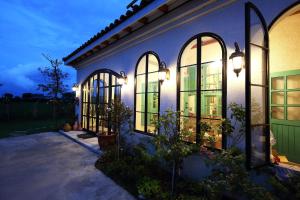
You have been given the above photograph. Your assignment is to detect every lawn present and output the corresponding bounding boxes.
[0,118,68,138]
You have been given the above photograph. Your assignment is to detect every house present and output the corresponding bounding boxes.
[64,0,300,177]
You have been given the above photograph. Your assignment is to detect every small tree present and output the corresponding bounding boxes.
[37,54,69,119]
[109,100,133,159]
[152,109,196,198]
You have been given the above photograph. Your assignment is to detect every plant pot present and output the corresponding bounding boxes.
[97,133,117,150]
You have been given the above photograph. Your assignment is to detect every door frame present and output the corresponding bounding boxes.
[245,2,270,168]
[81,68,122,134]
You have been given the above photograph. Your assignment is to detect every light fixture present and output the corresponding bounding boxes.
[158,61,170,83]
[229,42,245,77]
[118,71,128,85]
[72,84,79,91]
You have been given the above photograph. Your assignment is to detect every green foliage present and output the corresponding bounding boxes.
[109,100,133,134]
[137,177,169,200]
[152,109,196,165]
[222,102,246,147]
[202,147,274,200]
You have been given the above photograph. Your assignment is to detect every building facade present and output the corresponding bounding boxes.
[64,0,300,177]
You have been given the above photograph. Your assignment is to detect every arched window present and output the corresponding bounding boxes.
[177,33,227,148]
[134,52,161,134]
[81,69,122,134]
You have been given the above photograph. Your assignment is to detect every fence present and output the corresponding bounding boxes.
[0,102,75,120]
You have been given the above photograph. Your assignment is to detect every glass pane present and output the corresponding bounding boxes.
[201,37,222,63]
[287,75,300,89]
[104,73,109,87]
[250,10,265,47]
[148,54,159,73]
[250,45,266,85]
[201,91,222,119]
[147,113,158,134]
[287,91,300,105]
[271,107,284,120]
[99,73,104,87]
[113,86,121,102]
[137,55,146,75]
[287,107,300,120]
[90,117,96,132]
[180,66,197,91]
[82,116,87,129]
[111,75,116,86]
[180,117,196,143]
[180,91,196,117]
[201,62,222,90]
[104,87,109,103]
[89,104,96,117]
[271,92,284,104]
[181,39,197,66]
[135,112,145,131]
[148,72,159,92]
[136,75,146,93]
[201,119,222,149]
[99,88,104,104]
[251,86,266,125]
[147,93,159,113]
[271,77,284,90]
[251,125,266,166]
[136,94,145,112]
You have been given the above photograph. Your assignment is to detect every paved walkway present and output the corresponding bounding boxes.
[0,132,135,200]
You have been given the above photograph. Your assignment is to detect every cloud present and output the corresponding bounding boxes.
[0,62,76,96]
[0,0,132,95]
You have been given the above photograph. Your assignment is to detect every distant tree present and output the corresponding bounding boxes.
[3,93,13,100]
[37,54,69,119]
[37,54,69,99]
[22,93,33,101]
[3,93,13,120]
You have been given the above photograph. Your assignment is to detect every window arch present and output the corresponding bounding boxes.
[81,69,122,134]
[177,33,227,148]
[134,52,161,135]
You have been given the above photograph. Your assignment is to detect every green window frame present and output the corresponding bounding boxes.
[270,69,300,122]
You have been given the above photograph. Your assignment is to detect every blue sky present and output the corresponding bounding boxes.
[0,0,133,96]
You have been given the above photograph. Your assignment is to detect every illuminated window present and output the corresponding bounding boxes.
[134,52,160,134]
[81,69,122,134]
[178,34,227,148]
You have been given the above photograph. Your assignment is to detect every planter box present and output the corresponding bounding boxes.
[97,134,117,150]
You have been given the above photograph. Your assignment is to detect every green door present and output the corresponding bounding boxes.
[270,70,300,163]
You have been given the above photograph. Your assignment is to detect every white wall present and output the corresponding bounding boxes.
[73,0,297,179]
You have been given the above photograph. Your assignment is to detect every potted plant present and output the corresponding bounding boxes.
[97,101,132,153]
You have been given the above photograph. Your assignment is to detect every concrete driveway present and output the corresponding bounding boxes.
[0,132,135,200]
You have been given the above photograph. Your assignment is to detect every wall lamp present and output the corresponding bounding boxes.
[72,84,79,91]
[118,71,128,85]
[158,61,170,83]
[229,42,245,77]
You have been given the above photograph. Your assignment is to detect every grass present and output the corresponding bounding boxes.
[0,118,69,138]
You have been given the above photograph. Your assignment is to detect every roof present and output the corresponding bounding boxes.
[63,0,156,63]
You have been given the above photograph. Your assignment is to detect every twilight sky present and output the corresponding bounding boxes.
[0,0,133,96]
